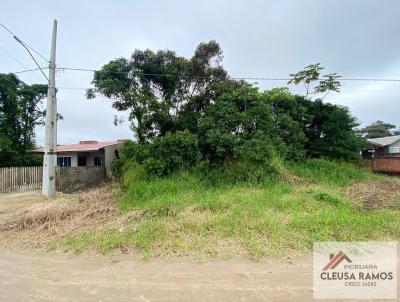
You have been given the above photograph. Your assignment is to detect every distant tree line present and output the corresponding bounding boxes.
[359,121,400,139]
[87,41,364,177]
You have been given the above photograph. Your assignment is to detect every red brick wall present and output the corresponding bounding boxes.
[373,157,400,173]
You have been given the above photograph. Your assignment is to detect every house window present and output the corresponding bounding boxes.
[389,147,400,153]
[57,157,71,167]
[78,156,87,166]
[94,157,104,166]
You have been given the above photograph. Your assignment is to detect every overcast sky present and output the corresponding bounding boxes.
[1,0,400,145]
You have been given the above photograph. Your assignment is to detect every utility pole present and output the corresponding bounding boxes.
[42,20,57,198]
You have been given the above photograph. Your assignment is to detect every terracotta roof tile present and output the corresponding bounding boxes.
[34,140,124,153]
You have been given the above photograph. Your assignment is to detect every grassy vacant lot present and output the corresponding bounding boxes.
[60,159,400,260]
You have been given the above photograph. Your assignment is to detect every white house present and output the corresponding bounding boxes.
[367,135,400,157]
[367,135,400,173]
[35,140,125,177]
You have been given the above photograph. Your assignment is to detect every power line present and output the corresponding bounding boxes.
[341,78,400,82]
[0,22,398,84]
[12,67,48,74]
[54,87,400,95]
[5,64,400,83]
[0,44,31,69]
[57,67,291,81]
[0,21,49,62]
[56,66,400,83]
[13,36,49,81]
[7,65,400,85]
[0,21,50,81]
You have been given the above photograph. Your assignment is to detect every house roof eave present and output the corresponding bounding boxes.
[367,135,400,147]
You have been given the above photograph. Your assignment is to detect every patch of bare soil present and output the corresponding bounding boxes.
[347,178,400,210]
[0,248,316,302]
[0,184,125,249]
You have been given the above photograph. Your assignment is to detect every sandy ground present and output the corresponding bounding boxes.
[0,248,314,302]
[1,248,399,302]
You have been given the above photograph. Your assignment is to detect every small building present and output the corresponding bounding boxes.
[367,135,400,157]
[367,135,400,173]
[35,140,125,178]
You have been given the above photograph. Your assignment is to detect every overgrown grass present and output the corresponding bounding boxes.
[286,159,379,186]
[61,159,400,260]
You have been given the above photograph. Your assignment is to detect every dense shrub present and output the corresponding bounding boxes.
[113,85,363,180]
[120,130,200,177]
[300,99,363,161]
[111,158,125,179]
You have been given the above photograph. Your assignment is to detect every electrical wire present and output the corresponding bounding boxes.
[1,21,400,84]
[7,66,400,84]
[13,36,49,81]
[56,66,400,83]
[0,21,49,62]
[0,44,31,69]
[12,67,48,74]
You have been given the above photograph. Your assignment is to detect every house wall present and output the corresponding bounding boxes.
[84,151,105,166]
[56,166,106,193]
[388,140,400,154]
[376,147,385,156]
[373,157,400,173]
[104,143,123,178]
[57,152,78,166]
[57,151,104,167]
[379,141,400,157]
[390,140,400,148]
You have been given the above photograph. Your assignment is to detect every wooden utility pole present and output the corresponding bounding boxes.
[42,20,57,198]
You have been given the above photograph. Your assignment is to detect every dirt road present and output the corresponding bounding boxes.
[0,191,398,301]
[0,248,315,302]
[0,190,313,301]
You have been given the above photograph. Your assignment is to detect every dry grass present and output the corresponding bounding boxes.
[0,184,123,248]
[347,178,400,210]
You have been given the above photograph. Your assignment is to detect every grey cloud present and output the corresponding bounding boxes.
[1,0,400,145]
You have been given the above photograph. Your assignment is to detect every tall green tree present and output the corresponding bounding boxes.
[359,120,397,138]
[263,88,308,160]
[87,41,227,142]
[0,73,47,166]
[300,99,363,160]
[288,63,341,99]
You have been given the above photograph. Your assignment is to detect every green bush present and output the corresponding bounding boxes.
[151,130,200,174]
[143,158,167,177]
[121,140,150,164]
[111,158,125,179]
[121,130,200,177]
